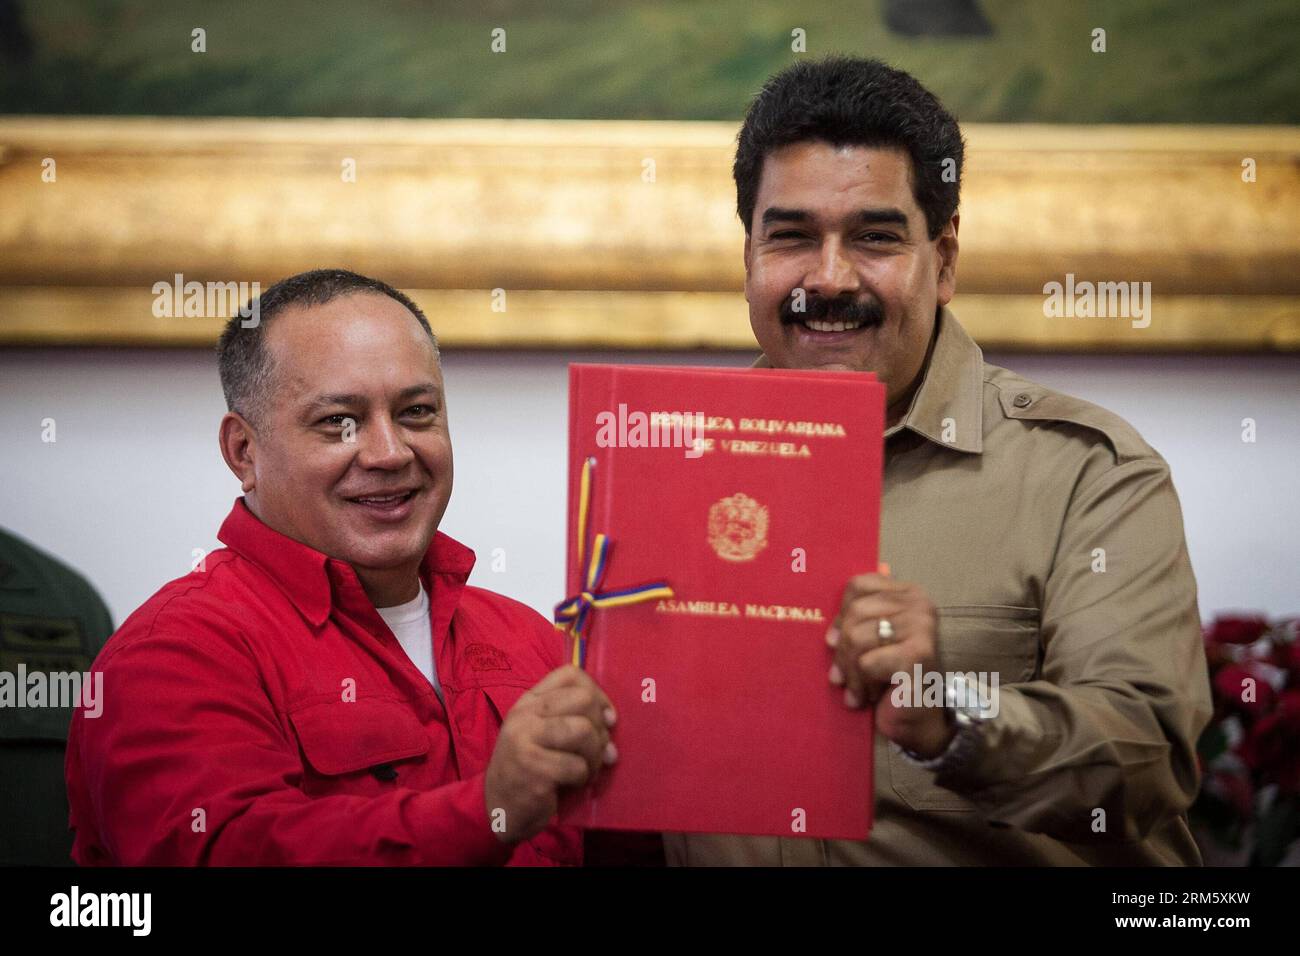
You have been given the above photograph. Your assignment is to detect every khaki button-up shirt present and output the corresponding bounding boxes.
[665,308,1211,865]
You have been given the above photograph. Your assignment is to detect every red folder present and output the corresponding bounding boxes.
[558,364,885,839]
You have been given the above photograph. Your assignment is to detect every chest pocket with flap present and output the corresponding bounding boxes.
[480,683,530,723]
[289,697,430,777]
[887,605,1041,812]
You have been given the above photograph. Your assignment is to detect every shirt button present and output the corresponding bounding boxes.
[1013,393,1033,408]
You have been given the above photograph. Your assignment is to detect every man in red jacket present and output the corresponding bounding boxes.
[65,268,615,865]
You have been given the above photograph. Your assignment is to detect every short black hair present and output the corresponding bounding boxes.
[217,268,438,425]
[734,56,964,240]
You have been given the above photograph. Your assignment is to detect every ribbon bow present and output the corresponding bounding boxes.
[554,456,674,668]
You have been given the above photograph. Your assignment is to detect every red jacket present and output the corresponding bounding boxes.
[65,499,582,866]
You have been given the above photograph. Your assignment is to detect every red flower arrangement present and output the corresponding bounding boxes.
[1193,613,1300,865]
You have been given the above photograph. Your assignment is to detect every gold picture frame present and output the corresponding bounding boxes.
[1,118,1296,351]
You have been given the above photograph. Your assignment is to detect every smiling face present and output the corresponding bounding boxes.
[744,141,959,413]
[220,292,452,602]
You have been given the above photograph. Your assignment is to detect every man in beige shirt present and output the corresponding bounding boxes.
[665,56,1210,865]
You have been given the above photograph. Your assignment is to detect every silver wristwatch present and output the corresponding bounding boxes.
[897,672,991,772]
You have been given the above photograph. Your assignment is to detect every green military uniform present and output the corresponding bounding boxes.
[666,308,1212,865]
[0,528,112,865]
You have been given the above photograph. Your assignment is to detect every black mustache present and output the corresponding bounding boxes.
[780,294,886,326]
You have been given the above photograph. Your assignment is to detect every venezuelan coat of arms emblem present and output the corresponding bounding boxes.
[707,493,769,562]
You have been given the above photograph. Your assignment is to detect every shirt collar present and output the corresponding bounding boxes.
[751,306,984,455]
[216,497,476,628]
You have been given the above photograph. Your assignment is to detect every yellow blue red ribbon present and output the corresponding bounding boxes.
[554,456,674,668]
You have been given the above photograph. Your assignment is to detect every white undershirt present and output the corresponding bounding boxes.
[376,583,443,702]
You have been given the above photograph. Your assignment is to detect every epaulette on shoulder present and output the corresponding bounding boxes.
[986,366,1158,465]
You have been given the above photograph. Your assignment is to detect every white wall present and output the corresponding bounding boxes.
[1,346,1295,627]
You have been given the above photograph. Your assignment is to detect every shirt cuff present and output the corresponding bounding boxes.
[895,717,986,774]
[413,772,515,866]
